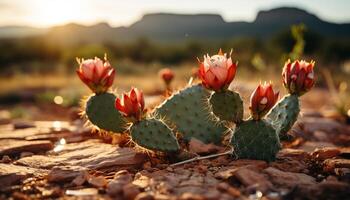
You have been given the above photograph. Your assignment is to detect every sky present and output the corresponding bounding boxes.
[0,0,349,28]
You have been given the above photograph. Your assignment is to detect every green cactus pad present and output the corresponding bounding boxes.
[86,93,126,133]
[266,94,300,140]
[155,84,227,144]
[231,119,281,162]
[130,118,180,152]
[209,90,243,123]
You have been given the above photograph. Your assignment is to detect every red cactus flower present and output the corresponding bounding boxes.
[76,57,115,94]
[282,60,315,96]
[198,49,237,91]
[250,82,279,120]
[159,68,175,86]
[115,88,145,120]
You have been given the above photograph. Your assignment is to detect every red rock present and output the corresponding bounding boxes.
[0,163,47,187]
[20,152,34,158]
[311,147,341,160]
[298,141,336,153]
[66,188,98,196]
[88,175,107,188]
[15,139,146,170]
[228,159,268,169]
[123,183,141,200]
[217,182,241,198]
[234,167,272,193]
[0,139,53,156]
[0,155,12,163]
[277,148,309,160]
[323,159,350,173]
[179,192,205,200]
[72,171,89,186]
[300,117,344,133]
[47,166,88,183]
[263,167,315,188]
[188,138,223,154]
[107,170,134,197]
[135,192,155,200]
[107,179,124,197]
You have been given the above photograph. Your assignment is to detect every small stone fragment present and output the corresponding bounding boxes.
[88,175,107,188]
[123,183,141,200]
[311,147,341,160]
[217,182,241,197]
[135,192,155,200]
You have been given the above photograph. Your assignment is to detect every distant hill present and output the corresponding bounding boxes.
[0,7,349,44]
[0,26,47,38]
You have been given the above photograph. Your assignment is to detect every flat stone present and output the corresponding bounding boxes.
[300,117,345,134]
[298,141,336,153]
[311,147,341,160]
[263,167,316,189]
[16,139,146,170]
[88,176,108,188]
[47,165,88,183]
[234,167,272,193]
[323,159,350,173]
[66,188,98,196]
[0,163,47,187]
[0,139,53,156]
[277,148,310,160]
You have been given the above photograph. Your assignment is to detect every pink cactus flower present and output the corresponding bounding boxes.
[250,82,279,120]
[282,60,315,96]
[115,88,145,120]
[159,68,175,86]
[198,49,237,91]
[76,57,115,94]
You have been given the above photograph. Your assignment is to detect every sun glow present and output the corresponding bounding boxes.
[29,0,88,27]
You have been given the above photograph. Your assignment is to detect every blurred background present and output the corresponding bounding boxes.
[0,0,349,122]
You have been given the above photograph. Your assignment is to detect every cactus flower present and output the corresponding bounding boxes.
[282,60,315,96]
[76,57,115,94]
[159,68,175,86]
[115,88,145,120]
[250,83,279,120]
[198,49,237,91]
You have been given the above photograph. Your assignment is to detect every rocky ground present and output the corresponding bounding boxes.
[0,109,349,200]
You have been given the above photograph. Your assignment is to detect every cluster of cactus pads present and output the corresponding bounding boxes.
[77,52,315,162]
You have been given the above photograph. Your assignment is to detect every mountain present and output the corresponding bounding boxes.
[0,7,349,43]
[0,26,47,38]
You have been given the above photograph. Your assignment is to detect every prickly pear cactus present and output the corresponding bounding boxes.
[209,90,243,123]
[86,93,126,133]
[130,118,180,152]
[155,84,228,144]
[231,119,281,162]
[266,94,300,140]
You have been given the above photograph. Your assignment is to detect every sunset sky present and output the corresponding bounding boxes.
[0,0,349,27]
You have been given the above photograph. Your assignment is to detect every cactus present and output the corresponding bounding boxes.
[130,118,180,152]
[266,94,300,140]
[231,119,281,162]
[155,84,228,144]
[86,93,126,133]
[209,90,243,123]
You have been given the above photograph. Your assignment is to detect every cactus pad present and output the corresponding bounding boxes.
[266,94,300,140]
[231,120,281,162]
[209,90,243,123]
[130,118,180,152]
[155,84,227,144]
[86,93,126,133]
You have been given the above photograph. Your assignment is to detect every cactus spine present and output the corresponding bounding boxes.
[85,93,126,133]
[130,118,180,152]
[231,119,281,162]
[209,90,243,123]
[266,94,300,140]
[155,84,228,144]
